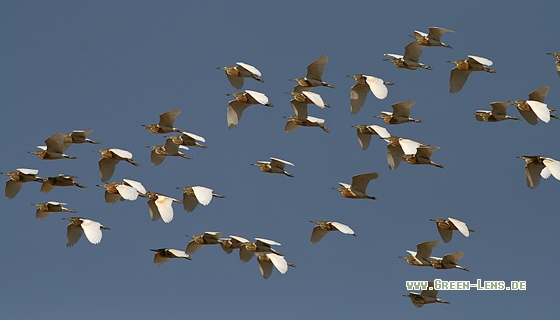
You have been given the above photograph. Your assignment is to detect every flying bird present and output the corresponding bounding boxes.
[384,135,424,170]
[475,102,520,122]
[508,85,555,125]
[143,109,184,134]
[150,248,191,265]
[401,146,443,168]
[399,240,441,266]
[164,131,206,148]
[310,221,356,244]
[2,168,42,199]
[290,55,335,92]
[93,148,140,182]
[185,232,223,255]
[411,27,454,48]
[333,172,378,200]
[96,178,146,204]
[404,281,450,308]
[352,124,391,150]
[252,157,294,177]
[63,217,110,247]
[40,174,86,193]
[384,41,431,70]
[429,217,474,243]
[231,236,282,263]
[33,201,76,220]
[226,90,273,129]
[448,55,497,93]
[147,138,191,166]
[347,74,392,114]
[139,191,182,223]
[284,100,330,133]
[176,186,225,212]
[285,91,330,109]
[29,133,77,160]
[518,156,560,189]
[255,253,294,279]
[61,129,100,151]
[218,62,264,89]
[428,251,469,272]
[375,100,422,124]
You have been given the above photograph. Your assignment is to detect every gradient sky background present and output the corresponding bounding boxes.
[1,1,559,319]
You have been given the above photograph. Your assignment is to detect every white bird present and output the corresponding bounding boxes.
[255,253,294,279]
[411,27,454,48]
[226,90,273,129]
[448,55,497,93]
[176,185,225,212]
[39,174,86,193]
[61,129,100,151]
[518,155,560,189]
[285,91,330,109]
[399,240,441,266]
[218,62,264,89]
[475,101,520,122]
[384,135,424,170]
[93,148,141,182]
[384,41,431,70]
[185,231,223,255]
[547,52,560,77]
[509,85,555,125]
[143,109,184,134]
[2,168,42,199]
[402,146,443,168]
[347,74,393,114]
[29,133,77,160]
[404,281,450,308]
[428,251,469,272]
[150,248,191,265]
[96,178,146,204]
[147,138,191,166]
[165,131,206,148]
[284,100,330,133]
[231,236,282,263]
[429,217,474,243]
[139,191,182,223]
[310,221,356,244]
[290,55,335,92]
[33,201,76,220]
[333,172,378,200]
[252,157,294,177]
[375,100,422,124]
[63,217,110,247]
[352,124,391,150]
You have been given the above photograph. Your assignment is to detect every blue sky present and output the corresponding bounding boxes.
[1,1,559,319]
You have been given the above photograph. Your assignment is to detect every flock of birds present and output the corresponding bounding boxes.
[3,26,560,306]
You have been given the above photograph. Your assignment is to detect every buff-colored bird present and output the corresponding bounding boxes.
[2,168,42,199]
[285,91,330,109]
[411,27,454,48]
[384,41,431,70]
[185,231,223,255]
[399,240,441,267]
[150,248,191,265]
[96,178,146,204]
[93,148,140,182]
[139,191,182,223]
[333,172,378,200]
[290,55,335,92]
[165,131,206,148]
[402,146,443,168]
[384,135,425,170]
[428,251,469,272]
[347,74,392,114]
[475,101,520,122]
[61,129,100,151]
[252,157,294,177]
[218,236,245,254]
[430,217,474,243]
[143,109,184,134]
[255,253,295,279]
[63,217,110,247]
[449,55,497,93]
[310,221,356,244]
[218,62,264,89]
[518,155,560,189]
[376,100,422,124]
[29,133,77,160]
[227,90,273,129]
[404,282,450,308]
[352,124,390,150]
[547,52,560,77]
[176,186,225,212]
[284,100,330,133]
[231,236,283,263]
[147,138,191,166]
[40,174,86,193]
[508,85,555,125]
[33,201,76,220]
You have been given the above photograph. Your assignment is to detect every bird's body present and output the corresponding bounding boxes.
[139,191,181,223]
[412,27,454,48]
[33,201,76,220]
[518,155,560,189]
[310,221,356,244]
[284,100,330,133]
[384,41,431,70]
[352,124,390,151]
[333,172,378,200]
[376,100,421,124]
[94,148,140,182]
[290,55,335,92]
[165,131,206,148]
[347,74,392,114]
[402,146,443,168]
[147,138,191,166]
[219,62,264,89]
[509,86,553,125]
[143,109,183,134]
[227,90,273,129]
[285,91,330,109]
[404,282,450,308]
[430,217,474,243]
[400,240,441,266]
[30,133,77,160]
[185,231,223,255]
[547,52,560,77]
[150,248,191,265]
[97,178,145,204]
[255,253,294,279]
[40,174,85,193]
[475,102,520,122]
[232,236,283,263]
[252,157,294,177]
[62,129,100,150]
[177,186,225,212]
[428,251,469,272]
[63,217,110,247]
[218,236,245,254]
[384,135,424,170]
[449,55,497,93]
[2,168,42,199]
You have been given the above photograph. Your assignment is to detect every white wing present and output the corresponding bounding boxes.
[270,157,294,167]
[368,125,390,139]
[468,55,493,66]
[302,91,327,108]
[123,179,146,194]
[542,158,560,180]
[255,238,281,246]
[116,185,139,201]
[191,186,213,206]
[155,195,175,223]
[230,235,250,243]
[364,76,388,100]
[245,90,269,105]
[227,102,250,129]
[80,219,104,245]
[109,148,133,159]
[399,139,421,155]
[267,253,289,274]
[306,116,325,123]
[181,131,205,142]
[329,222,355,235]
[526,100,550,123]
[448,217,470,237]
[236,62,261,76]
[17,168,39,175]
